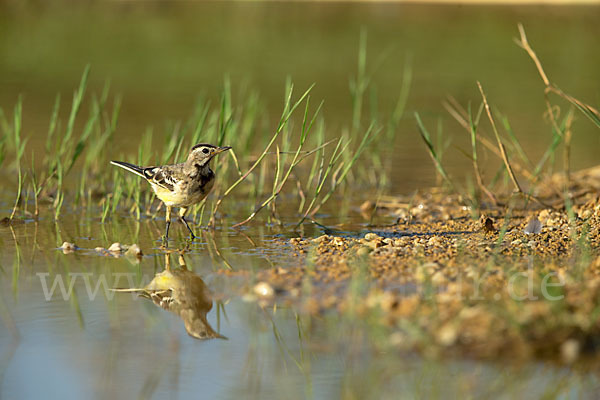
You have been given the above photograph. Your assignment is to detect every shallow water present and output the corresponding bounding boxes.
[1,208,600,399]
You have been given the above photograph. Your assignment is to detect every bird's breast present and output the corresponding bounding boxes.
[151,173,215,207]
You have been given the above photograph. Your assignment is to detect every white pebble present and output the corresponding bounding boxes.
[108,242,123,253]
[60,242,77,251]
[125,244,143,257]
[61,242,77,253]
[253,282,274,299]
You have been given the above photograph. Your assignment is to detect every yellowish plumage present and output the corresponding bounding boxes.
[112,253,226,340]
[151,185,182,207]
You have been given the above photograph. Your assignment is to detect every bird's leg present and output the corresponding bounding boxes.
[164,206,172,241]
[164,253,172,271]
[178,207,196,239]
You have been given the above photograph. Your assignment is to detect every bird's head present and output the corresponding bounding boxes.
[187,144,232,166]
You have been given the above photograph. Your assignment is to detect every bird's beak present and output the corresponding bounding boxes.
[215,146,232,154]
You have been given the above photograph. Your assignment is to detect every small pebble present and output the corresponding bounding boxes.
[313,235,329,244]
[561,339,580,364]
[393,238,409,247]
[413,244,425,255]
[431,271,447,286]
[366,239,385,250]
[480,215,496,233]
[253,282,274,299]
[125,244,143,257]
[436,323,458,346]
[61,241,76,250]
[427,236,441,246]
[538,209,551,222]
[579,209,592,220]
[379,291,398,312]
[364,232,380,241]
[332,237,345,246]
[524,217,543,235]
[61,242,77,253]
[108,242,123,253]
[356,246,372,257]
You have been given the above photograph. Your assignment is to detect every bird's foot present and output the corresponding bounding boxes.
[179,216,197,240]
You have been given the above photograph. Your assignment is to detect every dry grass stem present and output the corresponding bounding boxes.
[477,82,553,209]
[516,23,600,125]
[477,81,522,194]
[443,97,533,181]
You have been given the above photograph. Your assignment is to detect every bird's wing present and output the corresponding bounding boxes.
[110,288,175,310]
[143,167,180,191]
[147,289,176,310]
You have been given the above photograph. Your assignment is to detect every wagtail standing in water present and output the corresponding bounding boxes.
[111,144,231,240]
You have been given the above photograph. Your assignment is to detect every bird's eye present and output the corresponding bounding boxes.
[202,148,210,154]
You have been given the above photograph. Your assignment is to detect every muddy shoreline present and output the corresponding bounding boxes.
[232,189,600,362]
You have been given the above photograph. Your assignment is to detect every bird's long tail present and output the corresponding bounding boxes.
[110,288,152,300]
[110,161,145,178]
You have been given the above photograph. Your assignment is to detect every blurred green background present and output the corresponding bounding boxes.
[1,1,599,192]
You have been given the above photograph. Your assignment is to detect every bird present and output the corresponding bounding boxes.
[112,253,227,340]
[110,143,231,240]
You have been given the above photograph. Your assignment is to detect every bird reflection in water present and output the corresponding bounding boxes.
[113,252,226,340]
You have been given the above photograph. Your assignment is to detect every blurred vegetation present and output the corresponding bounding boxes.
[0,2,599,195]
